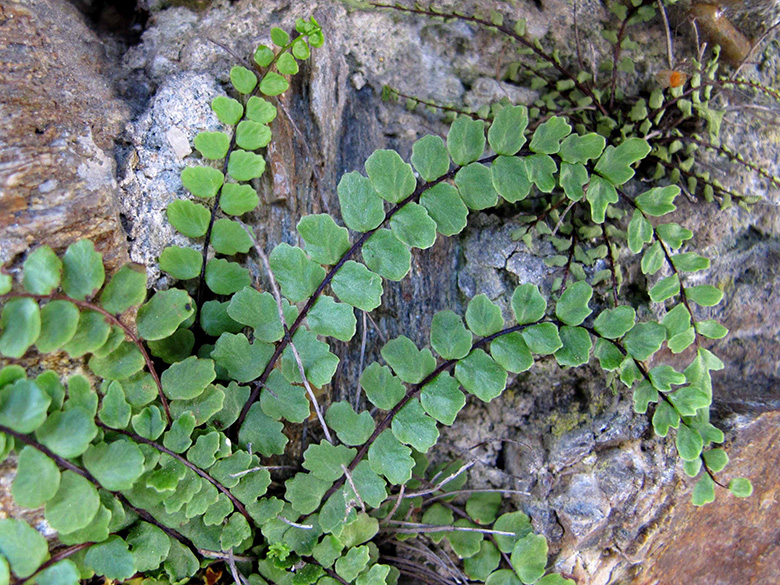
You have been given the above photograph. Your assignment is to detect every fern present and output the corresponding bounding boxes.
[0,6,767,585]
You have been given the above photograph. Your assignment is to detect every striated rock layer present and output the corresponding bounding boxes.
[0,0,130,269]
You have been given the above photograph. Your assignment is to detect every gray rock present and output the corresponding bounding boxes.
[552,473,610,542]
[119,71,224,280]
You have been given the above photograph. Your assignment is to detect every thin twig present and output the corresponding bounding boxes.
[393,540,467,584]
[277,516,314,529]
[366,311,387,343]
[342,464,366,512]
[288,342,333,443]
[242,223,334,444]
[551,199,576,236]
[227,549,249,585]
[199,549,255,562]
[656,0,674,70]
[423,488,530,505]
[383,520,516,536]
[229,464,297,478]
[381,555,460,585]
[733,21,780,79]
[403,459,476,498]
[355,311,367,410]
[382,482,405,524]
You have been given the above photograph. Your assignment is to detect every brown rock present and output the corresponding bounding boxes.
[630,412,780,585]
[0,0,130,269]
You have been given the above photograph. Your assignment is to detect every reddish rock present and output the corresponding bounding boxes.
[0,0,130,270]
[630,412,780,585]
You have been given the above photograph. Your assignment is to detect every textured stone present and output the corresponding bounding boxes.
[630,412,780,585]
[0,0,130,269]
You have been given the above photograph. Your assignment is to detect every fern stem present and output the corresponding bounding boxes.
[655,235,702,352]
[560,230,578,289]
[196,133,237,314]
[98,422,252,524]
[648,155,741,204]
[0,424,195,554]
[234,153,502,430]
[648,78,780,125]
[195,33,302,313]
[322,320,540,502]
[616,186,705,350]
[608,1,645,110]
[385,86,486,120]
[680,135,780,189]
[581,325,713,458]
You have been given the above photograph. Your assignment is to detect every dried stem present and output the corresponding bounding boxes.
[382,482,405,524]
[656,0,674,70]
[383,520,516,536]
[243,224,334,444]
[403,459,476,498]
[423,488,530,506]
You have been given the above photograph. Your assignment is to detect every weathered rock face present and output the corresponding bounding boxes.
[631,411,780,585]
[0,0,131,269]
[1,0,779,583]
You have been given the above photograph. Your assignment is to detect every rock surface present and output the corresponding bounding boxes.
[1,0,779,583]
[0,0,130,270]
[631,411,780,585]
